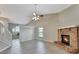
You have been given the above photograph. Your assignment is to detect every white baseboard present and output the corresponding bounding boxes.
[0,45,11,52]
[33,39,54,43]
[20,39,34,43]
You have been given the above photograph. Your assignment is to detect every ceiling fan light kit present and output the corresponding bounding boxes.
[32,4,40,21]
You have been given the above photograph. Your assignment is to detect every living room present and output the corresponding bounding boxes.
[0,0,79,59]
[0,4,79,55]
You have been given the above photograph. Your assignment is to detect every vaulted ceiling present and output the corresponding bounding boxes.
[0,4,71,24]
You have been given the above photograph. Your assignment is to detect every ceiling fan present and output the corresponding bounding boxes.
[25,4,44,25]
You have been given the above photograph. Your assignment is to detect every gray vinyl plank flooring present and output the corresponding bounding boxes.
[0,39,68,54]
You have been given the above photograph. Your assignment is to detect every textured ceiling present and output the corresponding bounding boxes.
[0,4,71,24]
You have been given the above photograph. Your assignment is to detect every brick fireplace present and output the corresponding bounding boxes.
[55,26,79,53]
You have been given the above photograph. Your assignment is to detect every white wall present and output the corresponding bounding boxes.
[28,14,58,42]
[59,5,79,28]
[20,26,34,42]
[26,5,79,43]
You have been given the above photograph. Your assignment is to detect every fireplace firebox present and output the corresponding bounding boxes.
[61,35,70,46]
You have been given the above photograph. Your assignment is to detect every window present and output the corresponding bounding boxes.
[16,26,20,32]
[38,27,44,37]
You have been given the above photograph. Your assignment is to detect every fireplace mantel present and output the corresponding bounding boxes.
[58,25,79,29]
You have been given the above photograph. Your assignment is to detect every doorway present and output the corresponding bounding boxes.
[12,26,20,40]
[8,23,21,47]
